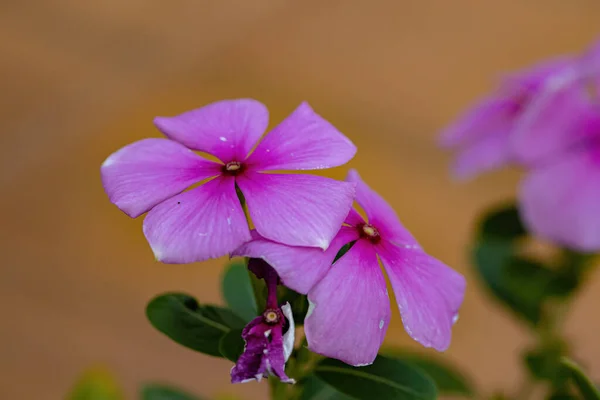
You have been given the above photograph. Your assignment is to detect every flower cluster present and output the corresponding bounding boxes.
[101,99,465,382]
[441,39,600,252]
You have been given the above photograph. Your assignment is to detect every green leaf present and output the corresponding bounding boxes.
[219,329,245,362]
[222,262,258,322]
[479,204,526,241]
[140,383,202,400]
[473,240,555,325]
[382,349,475,396]
[300,375,355,400]
[333,241,356,263]
[314,356,437,400]
[561,358,600,400]
[146,293,245,357]
[278,287,309,325]
[523,340,569,385]
[67,366,124,400]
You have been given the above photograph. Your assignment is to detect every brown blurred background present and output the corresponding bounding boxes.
[1,1,599,399]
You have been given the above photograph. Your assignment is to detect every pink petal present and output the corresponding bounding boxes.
[519,148,600,251]
[377,241,466,352]
[237,172,355,249]
[305,240,390,366]
[511,81,599,164]
[101,138,221,218]
[344,208,365,226]
[246,102,356,171]
[154,99,269,163]
[439,95,513,148]
[501,56,574,90]
[346,169,418,247]
[143,176,251,263]
[232,227,360,294]
[450,128,512,180]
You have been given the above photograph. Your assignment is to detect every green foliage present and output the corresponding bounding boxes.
[314,356,437,400]
[300,375,355,400]
[218,329,245,362]
[278,286,309,325]
[140,383,203,400]
[222,261,258,322]
[67,367,124,400]
[560,358,600,400]
[333,241,356,263]
[382,349,475,396]
[146,293,245,358]
[523,340,569,386]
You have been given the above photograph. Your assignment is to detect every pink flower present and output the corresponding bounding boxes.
[511,41,600,251]
[231,259,295,384]
[234,169,466,366]
[101,100,357,263]
[440,57,574,180]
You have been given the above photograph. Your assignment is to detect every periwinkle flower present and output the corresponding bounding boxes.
[101,100,356,263]
[231,259,295,384]
[510,41,600,251]
[234,169,466,366]
[440,57,574,179]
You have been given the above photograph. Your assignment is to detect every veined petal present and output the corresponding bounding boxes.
[378,241,466,352]
[346,169,418,247]
[154,99,269,163]
[101,139,221,218]
[232,227,360,294]
[246,102,356,171]
[143,176,251,263]
[511,81,599,164]
[305,240,390,366]
[237,172,355,249]
[519,147,600,251]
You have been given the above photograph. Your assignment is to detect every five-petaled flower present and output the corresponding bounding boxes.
[234,169,466,366]
[231,259,295,384]
[511,40,600,251]
[439,57,574,180]
[101,99,356,263]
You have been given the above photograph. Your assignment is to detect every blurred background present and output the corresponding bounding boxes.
[1,0,599,398]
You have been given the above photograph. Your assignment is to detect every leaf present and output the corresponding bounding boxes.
[219,329,245,362]
[140,383,202,400]
[314,356,437,400]
[333,241,356,263]
[67,366,124,400]
[479,204,526,241]
[473,240,555,325]
[146,293,245,357]
[278,287,309,325]
[222,262,258,322]
[561,358,600,400]
[382,349,475,396]
[523,340,569,385]
[300,375,355,400]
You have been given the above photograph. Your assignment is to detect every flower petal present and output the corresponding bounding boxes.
[305,240,390,366]
[154,99,269,163]
[101,138,221,218]
[143,176,251,263]
[377,241,466,352]
[346,169,418,247]
[246,102,356,171]
[231,316,266,384]
[344,207,365,226]
[232,227,360,293]
[237,172,355,249]
[511,81,599,164]
[450,128,512,180]
[519,147,600,251]
[439,95,513,148]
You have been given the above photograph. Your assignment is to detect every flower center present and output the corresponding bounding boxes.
[222,161,245,176]
[359,223,381,244]
[263,308,281,325]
